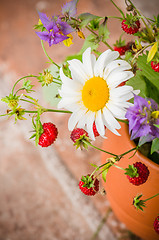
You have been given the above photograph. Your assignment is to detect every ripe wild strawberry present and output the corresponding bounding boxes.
[151,61,159,72]
[70,128,88,143]
[114,37,127,56]
[38,122,58,147]
[79,175,99,196]
[114,45,127,56]
[125,162,149,186]
[154,216,159,234]
[121,19,140,35]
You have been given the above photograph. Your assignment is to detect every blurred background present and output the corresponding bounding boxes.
[0,0,158,240]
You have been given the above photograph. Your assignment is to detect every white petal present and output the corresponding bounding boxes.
[112,92,134,102]
[106,101,127,119]
[110,85,133,97]
[95,110,106,137]
[94,50,119,77]
[82,47,96,78]
[102,107,121,129]
[68,108,87,131]
[102,109,121,136]
[58,96,81,109]
[104,59,132,79]
[107,71,134,89]
[68,59,88,84]
[86,111,96,140]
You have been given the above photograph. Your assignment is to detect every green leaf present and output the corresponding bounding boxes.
[78,13,103,28]
[79,34,99,54]
[89,163,99,168]
[126,54,159,102]
[101,163,111,182]
[98,19,110,42]
[151,138,159,154]
[147,42,158,63]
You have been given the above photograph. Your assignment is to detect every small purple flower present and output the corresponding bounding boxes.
[126,95,159,142]
[35,12,74,46]
[62,0,78,17]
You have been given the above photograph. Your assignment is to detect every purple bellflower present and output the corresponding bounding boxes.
[36,12,73,46]
[126,95,159,143]
[62,0,78,18]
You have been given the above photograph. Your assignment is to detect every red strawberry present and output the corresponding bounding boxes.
[93,122,100,137]
[125,162,149,186]
[79,174,99,196]
[154,216,159,234]
[121,19,140,34]
[38,122,58,147]
[151,61,159,72]
[114,45,127,56]
[70,128,88,143]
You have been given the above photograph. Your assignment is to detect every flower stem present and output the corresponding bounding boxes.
[11,75,37,95]
[41,40,60,69]
[24,109,72,114]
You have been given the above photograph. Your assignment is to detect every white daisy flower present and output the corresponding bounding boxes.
[58,47,138,140]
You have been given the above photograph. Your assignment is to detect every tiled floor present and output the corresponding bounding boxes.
[0,0,158,240]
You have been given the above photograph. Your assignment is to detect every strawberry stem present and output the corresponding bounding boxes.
[11,75,38,95]
[143,193,159,202]
[109,0,125,18]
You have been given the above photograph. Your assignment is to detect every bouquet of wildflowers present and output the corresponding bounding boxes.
[1,0,159,235]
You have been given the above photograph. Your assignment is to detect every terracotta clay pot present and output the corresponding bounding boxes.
[101,123,159,240]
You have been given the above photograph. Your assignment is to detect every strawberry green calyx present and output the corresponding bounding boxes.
[124,164,139,178]
[133,193,159,211]
[73,133,90,149]
[133,194,146,211]
[70,128,90,149]
[79,174,99,196]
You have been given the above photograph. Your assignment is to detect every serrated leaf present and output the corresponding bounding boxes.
[151,138,159,154]
[147,42,158,63]
[126,54,159,101]
[79,34,99,54]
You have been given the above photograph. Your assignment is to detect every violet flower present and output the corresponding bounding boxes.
[36,12,73,46]
[125,95,159,143]
[62,0,78,17]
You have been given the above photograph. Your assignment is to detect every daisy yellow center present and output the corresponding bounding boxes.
[82,76,109,112]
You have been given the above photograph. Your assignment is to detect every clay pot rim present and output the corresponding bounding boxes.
[123,123,159,170]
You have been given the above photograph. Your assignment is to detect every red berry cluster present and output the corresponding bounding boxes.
[121,19,140,35]
[154,216,159,234]
[114,45,128,56]
[79,175,99,196]
[151,61,159,72]
[38,122,58,147]
[127,162,150,186]
[70,128,88,143]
